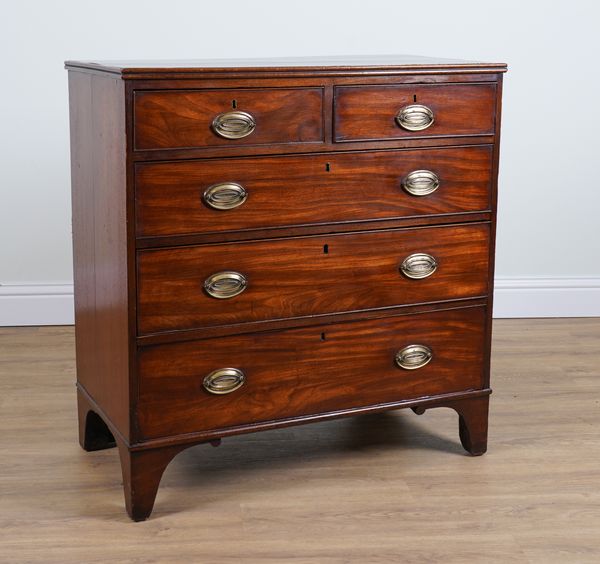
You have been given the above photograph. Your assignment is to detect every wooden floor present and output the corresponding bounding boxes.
[1,319,599,563]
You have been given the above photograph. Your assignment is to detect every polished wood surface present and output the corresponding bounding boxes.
[1,320,598,561]
[65,55,507,81]
[138,306,487,439]
[68,58,505,519]
[68,71,132,440]
[137,223,490,335]
[135,146,493,238]
[334,83,496,142]
[134,88,324,150]
[136,211,494,250]
[135,298,486,346]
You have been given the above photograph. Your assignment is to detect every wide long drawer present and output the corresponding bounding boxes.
[137,223,490,335]
[137,306,487,439]
[135,146,493,238]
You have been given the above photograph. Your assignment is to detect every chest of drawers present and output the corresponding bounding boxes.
[66,55,506,521]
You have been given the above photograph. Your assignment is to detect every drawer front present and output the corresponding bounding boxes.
[137,223,489,335]
[134,88,324,150]
[334,83,496,142]
[137,306,486,439]
[135,146,492,238]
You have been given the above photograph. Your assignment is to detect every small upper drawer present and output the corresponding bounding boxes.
[334,83,496,142]
[135,146,493,238]
[134,88,324,151]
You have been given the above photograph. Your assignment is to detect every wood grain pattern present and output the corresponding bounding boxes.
[135,146,493,238]
[136,298,487,347]
[136,212,493,251]
[137,306,486,439]
[334,83,496,142]
[67,59,505,521]
[137,223,490,335]
[134,87,324,150]
[65,56,507,82]
[68,71,132,440]
[132,132,497,163]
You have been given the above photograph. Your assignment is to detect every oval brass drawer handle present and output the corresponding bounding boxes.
[396,104,435,132]
[203,367,246,395]
[204,271,248,299]
[400,253,438,279]
[395,344,433,370]
[212,110,256,139]
[203,182,248,210]
[402,170,440,196]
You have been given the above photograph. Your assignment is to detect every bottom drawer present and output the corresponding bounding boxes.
[137,306,487,440]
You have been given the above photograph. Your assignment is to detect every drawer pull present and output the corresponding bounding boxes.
[204,271,248,299]
[203,367,246,394]
[396,104,435,131]
[402,170,440,196]
[203,182,248,210]
[395,344,433,370]
[212,110,256,139]
[400,253,438,279]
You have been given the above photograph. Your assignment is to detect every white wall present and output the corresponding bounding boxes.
[1,0,599,324]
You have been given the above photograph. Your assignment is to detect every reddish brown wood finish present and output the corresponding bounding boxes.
[413,393,490,455]
[134,88,324,150]
[136,211,493,250]
[65,54,507,80]
[67,57,505,520]
[135,146,493,238]
[138,306,486,439]
[137,223,490,335]
[116,439,190,521]
[68,71,132,440]
[136,298,488,346]
[334,83,496,142]
[133,134,496,163]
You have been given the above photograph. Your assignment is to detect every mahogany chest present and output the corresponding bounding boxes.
[66,55,506,521]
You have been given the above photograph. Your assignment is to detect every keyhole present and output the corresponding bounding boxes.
[413,94,417,103]
[325,162,331,172]
[323,244,329,254]
[320,332,326,341]
[232,99,237,109]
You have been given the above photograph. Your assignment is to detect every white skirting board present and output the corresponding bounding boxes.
[1,278,599,326]
[0,284,75,326]
[492,277,600,318]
